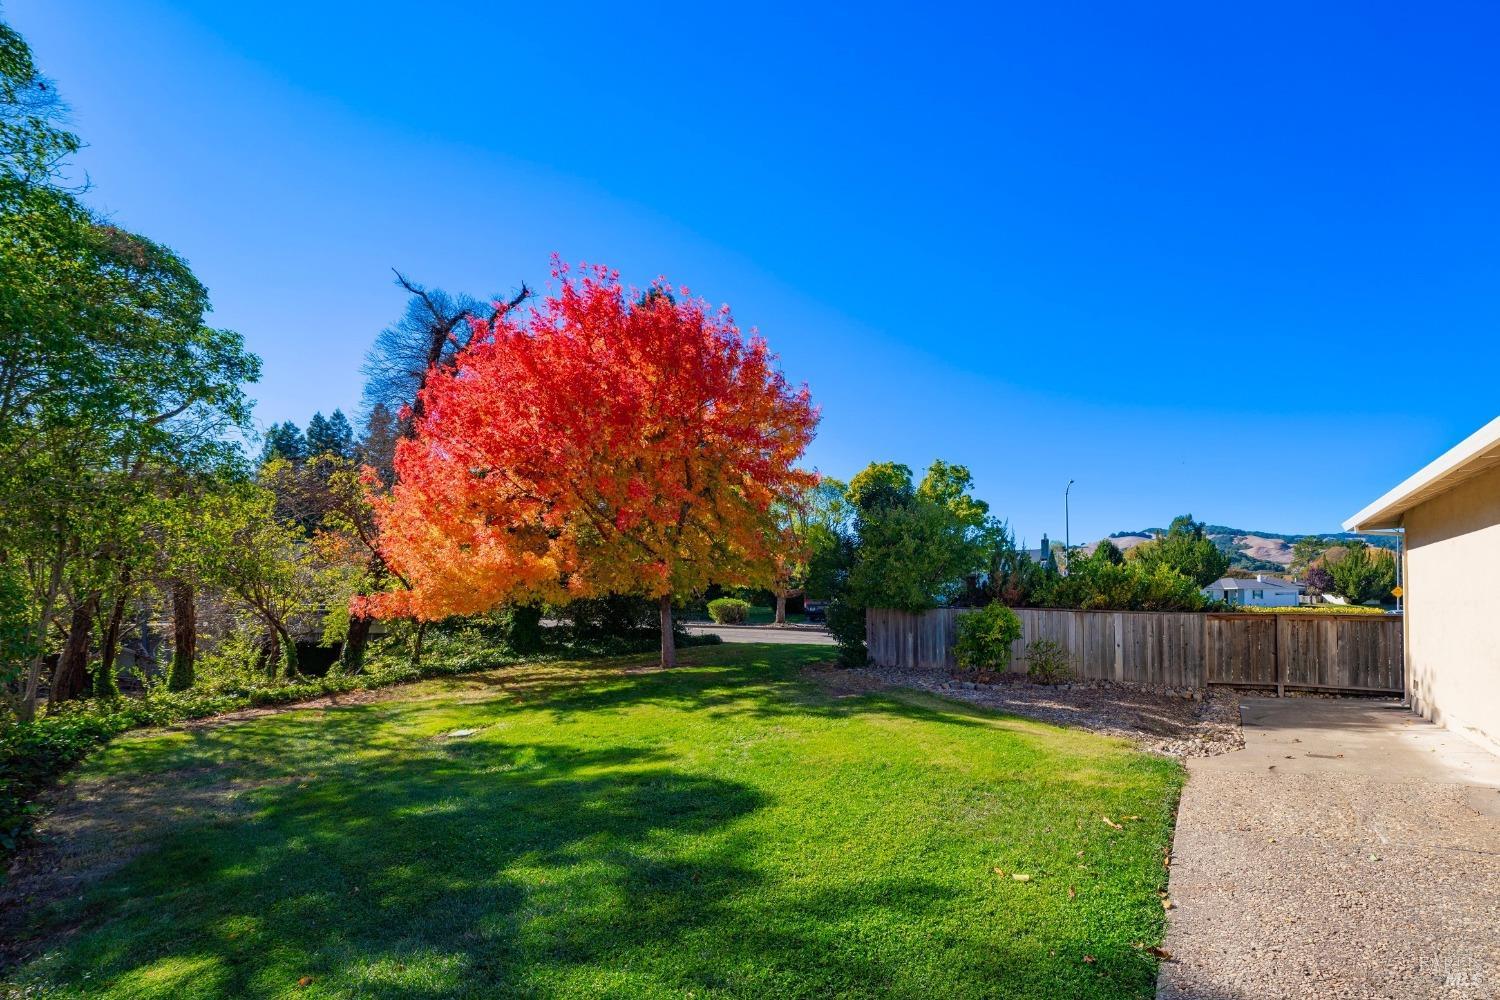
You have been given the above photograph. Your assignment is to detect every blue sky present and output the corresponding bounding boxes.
[12,1,1499,544]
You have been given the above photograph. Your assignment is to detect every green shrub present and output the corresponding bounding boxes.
[1229,604,1388,616]
[1022,639,1072,684]
[706,598,751,624]
[825,598,867,666]
[1040,559,1205,612]
[954,603,1023,672]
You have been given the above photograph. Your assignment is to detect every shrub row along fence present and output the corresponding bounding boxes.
[865,607,1404,695]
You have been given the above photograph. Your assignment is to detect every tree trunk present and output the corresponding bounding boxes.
[341,614,371,674]
[774,592,788,626]
[659,594,676,669]
[17,551,65,722]
[97,569,131,698]
[412,621,427,666]
[278,624,300,679]
[51,592,100,704]
[168,580,196,691]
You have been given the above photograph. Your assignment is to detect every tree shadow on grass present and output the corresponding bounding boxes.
[14,726,1162,998]
[5,644,1169,998]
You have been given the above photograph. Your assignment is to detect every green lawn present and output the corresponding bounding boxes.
[3,644,1182,999]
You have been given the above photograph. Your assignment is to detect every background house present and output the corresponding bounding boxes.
[1202,574,1305,607]
[1346,415,1500,755]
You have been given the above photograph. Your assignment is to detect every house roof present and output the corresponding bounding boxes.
[1205,576,1303,591]
[1345,415,1500,531]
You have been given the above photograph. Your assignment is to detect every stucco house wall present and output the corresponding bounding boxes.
[1401,461,1500,755]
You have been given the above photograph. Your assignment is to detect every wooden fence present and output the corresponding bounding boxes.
[865,607,1403,695]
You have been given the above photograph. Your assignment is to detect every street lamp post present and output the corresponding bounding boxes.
[1064,479,1075,575]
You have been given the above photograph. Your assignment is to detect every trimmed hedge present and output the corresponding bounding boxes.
[1226,604,1390,616]
[706,597,751,624]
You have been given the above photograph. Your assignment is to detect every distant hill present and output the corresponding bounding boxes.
[1101,526,1399,572]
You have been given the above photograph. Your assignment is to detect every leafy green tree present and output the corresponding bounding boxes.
[802,477,853,601]
[1126,514,1229,587]
[1327,543,1396,605]
[0,20,78,184]
[0,17,258,719]
[846,461,914,513]
[1092,539,1125,565]
[195,473,316,679]
[847,460,992,612]
[916,459,990,531]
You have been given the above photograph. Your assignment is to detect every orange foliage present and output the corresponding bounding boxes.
[358,263,818,621]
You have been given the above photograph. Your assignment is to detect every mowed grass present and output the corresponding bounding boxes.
[3,644,1183,999]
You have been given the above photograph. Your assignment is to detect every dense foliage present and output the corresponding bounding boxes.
[362,265,818,667]
[954,603,1023,673]
[706,597,752,624]
[1325,543,1398,605]
[1124,515,1230,587]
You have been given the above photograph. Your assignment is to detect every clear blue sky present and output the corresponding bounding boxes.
[12,1,1499,544]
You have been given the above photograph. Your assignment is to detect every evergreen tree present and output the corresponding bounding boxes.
[259,421,306,465]
[306,409,355,459]
[359,403,399,483]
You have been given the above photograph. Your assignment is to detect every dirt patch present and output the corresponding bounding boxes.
[809,665,1243,758]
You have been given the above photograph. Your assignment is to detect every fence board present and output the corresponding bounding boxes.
[865,608,1402,696]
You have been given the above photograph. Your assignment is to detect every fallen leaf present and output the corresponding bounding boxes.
[1163,853,1171,867]
[1148,946,1173,960]
[1083,955,1096,964]
[992,867,1006,876]
[1067,885,1076,899]
[297,977,313,988]
[1102,816,1123,830]
[1162,898,1175,910]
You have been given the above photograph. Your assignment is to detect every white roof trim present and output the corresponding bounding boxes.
[1344,416,1500,531]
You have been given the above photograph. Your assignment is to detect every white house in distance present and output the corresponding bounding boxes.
[1345,415,1500,756]
[1202,574,1305,607]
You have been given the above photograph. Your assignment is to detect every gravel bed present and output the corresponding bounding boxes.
[846,666,1245,758]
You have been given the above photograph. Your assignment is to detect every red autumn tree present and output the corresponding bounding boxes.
[359,263,819,666]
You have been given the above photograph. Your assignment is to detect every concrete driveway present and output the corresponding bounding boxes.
[1159,697,1500,999]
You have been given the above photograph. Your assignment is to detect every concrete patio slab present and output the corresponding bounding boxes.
[1159,696,1500,999]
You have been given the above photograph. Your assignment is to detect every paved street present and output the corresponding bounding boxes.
[683,623,836,645]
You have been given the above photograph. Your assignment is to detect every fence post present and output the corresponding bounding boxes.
[1113,613,1124,682]
[1273,614,1284,697]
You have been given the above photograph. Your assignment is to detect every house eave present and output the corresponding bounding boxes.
[1344,416,1500,532]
